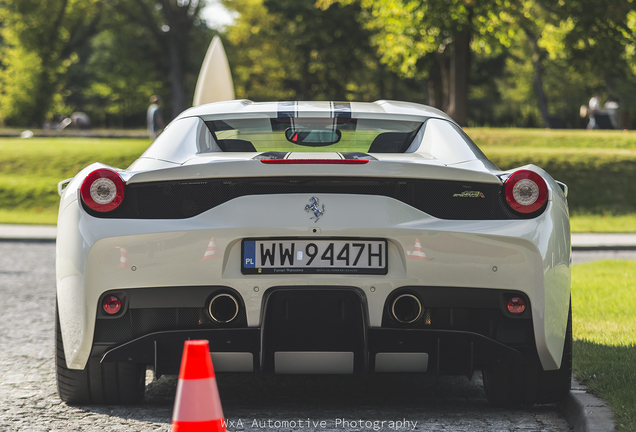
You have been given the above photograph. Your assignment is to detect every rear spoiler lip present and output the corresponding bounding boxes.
[126,159,503,186]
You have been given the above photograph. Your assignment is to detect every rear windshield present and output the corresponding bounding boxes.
[204,117,423,153]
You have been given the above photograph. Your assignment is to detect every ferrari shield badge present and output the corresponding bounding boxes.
[305,197,325,222]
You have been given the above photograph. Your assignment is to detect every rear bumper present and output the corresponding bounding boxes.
[56,193,570,371]
[96,286,533,377]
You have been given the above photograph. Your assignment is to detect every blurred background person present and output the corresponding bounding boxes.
[70,112,91,129]
[587,94,600,129]
[147,95,165,139]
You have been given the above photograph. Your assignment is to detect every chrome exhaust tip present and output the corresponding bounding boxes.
[391,294,423,324]
[208,293,239,324]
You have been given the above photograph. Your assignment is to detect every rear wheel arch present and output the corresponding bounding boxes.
[56,302,146,405]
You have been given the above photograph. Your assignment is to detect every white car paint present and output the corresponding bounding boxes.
[56,100,570,377]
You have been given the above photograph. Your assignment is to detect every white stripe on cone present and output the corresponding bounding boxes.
[172,377,224,422]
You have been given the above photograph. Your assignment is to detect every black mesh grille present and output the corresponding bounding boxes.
[85,176,539,220]
[382,307,534,346]
[131,309,177,335]
[94,315,134,343]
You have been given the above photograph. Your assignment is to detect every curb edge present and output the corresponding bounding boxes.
[561,379,615,432]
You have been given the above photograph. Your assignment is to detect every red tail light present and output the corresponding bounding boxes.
[504,170,548,214]
[80,168,125,212]
[260,159,368,165]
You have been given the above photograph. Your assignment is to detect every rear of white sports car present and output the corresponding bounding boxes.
[56,101,571,406]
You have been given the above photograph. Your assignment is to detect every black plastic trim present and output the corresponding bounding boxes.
[100,328,260,377]
[259,287,369,374]
[93,285,538,379]
[82,176,540,221]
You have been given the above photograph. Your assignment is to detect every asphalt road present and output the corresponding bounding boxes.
[3,242,622,431]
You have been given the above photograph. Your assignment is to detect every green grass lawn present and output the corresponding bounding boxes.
[468,128,636,223]
[466,127,636,149]
[0,137,151,224]
[0,137,151,177]
[572,260,636,431]
[570,214,636,232]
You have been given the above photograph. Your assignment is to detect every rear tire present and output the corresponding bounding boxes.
[482,353,527,407]
[483,302,572,406]
[534,302,572,404]
[56,303,146,404]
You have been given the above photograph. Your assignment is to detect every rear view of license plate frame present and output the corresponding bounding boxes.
[241,238,388,275]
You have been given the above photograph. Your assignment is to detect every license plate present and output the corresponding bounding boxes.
[241,238,388,275]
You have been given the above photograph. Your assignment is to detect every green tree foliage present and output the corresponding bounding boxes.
[63,26,168,128]
[1,0,635,128]
[318,0,513,126]
[548,0,634,75]
[472,0,561,128]
[110,0,214,119]
[0,0,102,126]
[546,0,636,124]
[625,10,636,75]
[489,5,599,128]
[222,0,426,102]
[319,0,636,128]
[221,0,297,101]
[0,0,212,127]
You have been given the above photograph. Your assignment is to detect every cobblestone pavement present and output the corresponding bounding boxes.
[0,242,575,431]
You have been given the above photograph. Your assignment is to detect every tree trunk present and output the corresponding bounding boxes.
[166,31,186,119]
[448,27,470,126]
[532,61,549,128]
[297,50,311,100]
[435,52,450,113]
[523,26,550,128]
[378,63,387,99]
[30,73,55,127]
[28,0,69,126]
[428,58,444,110]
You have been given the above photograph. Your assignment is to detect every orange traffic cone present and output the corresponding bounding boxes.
[172,340,226,432]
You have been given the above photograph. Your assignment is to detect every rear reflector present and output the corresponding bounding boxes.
[260,159,368,165]
[507,297,526,315]
[102,295,122,315]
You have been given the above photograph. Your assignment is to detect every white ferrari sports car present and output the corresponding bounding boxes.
[56,100,571,406]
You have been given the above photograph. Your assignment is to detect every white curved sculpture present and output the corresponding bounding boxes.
[193,36,235,106]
